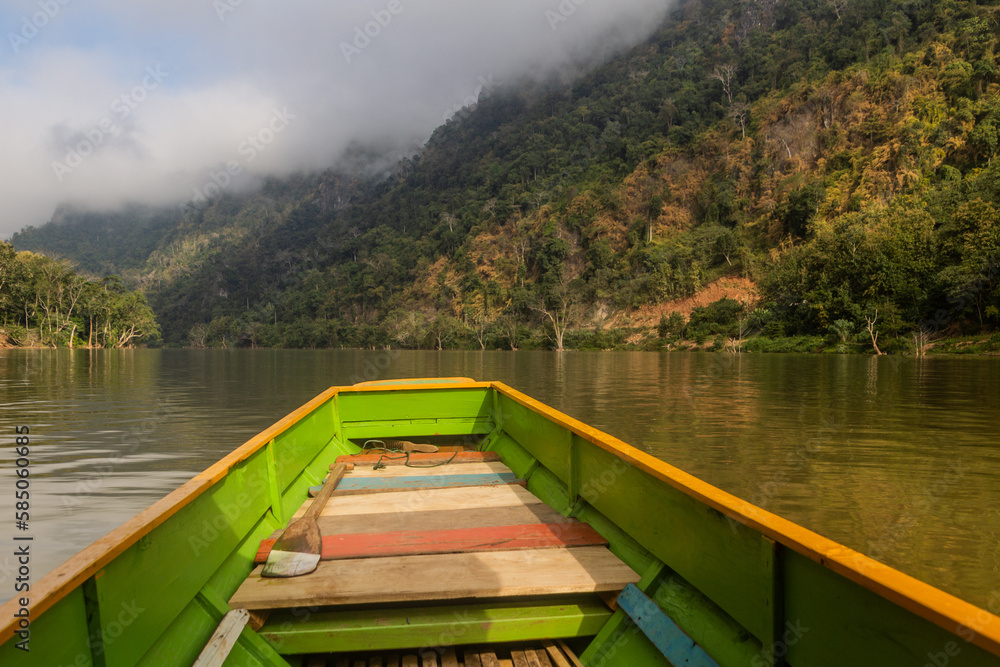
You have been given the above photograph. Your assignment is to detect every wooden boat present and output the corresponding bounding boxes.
[2,378,1000,666]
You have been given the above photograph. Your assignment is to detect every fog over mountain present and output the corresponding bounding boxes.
[0,0,672,238]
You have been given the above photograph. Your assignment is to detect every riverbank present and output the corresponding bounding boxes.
[6,325,999,356]
[647,334,1000,356]
[572,328,1000,356]
[0,327,150,350]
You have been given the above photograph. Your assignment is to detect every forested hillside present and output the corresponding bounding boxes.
[12,205,184,278]
[12,0,1000,353]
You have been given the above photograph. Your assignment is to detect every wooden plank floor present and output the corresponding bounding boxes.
[310,462,527,496]
[232,452,638,618]
[311,640,582,667]
[254,522,608,563]
[328,473,525,495]
[293,484,546,519]
[302,504,572,537]
[232,547,636,610]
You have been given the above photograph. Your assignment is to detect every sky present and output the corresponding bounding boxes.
[0,0,672,239]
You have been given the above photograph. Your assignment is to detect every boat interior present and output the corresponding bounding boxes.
[227,440,638,667]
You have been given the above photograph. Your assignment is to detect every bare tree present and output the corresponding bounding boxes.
[470,315,489,350]
[189,324,208,348]
[531,281,583,352]
[711,63,737,105]
[385,310,427,348]
[441,212,457,233]
[532,302,572,351]
[647,194,663,243]
[911,330,927,358]
[482,198,498,220]
[830,0,848,21]
[35,263,86,345]
[778,136,792,160]
[911,326,943,357]
[514,233,530,269]
[468,294,494,350]
[114,323,141,348]
[728,315,753,353]
[427,312,461,351]
[497,312,519,351]
[728,101,749,139]
[658,98,678,132]
[864,310,884,355]
[243,320,263,349]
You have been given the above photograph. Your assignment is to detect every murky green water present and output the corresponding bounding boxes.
[0,349,998,608]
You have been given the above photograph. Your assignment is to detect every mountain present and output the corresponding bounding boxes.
[11,204,181,277]
[12,0,1000,353]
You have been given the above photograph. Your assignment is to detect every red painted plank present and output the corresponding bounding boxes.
[335,451,501,466]
[254,522,607,564]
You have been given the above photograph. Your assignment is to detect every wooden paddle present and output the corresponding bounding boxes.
[383,439,439,453]
[262,463,348,578]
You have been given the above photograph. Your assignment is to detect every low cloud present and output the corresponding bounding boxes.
[0,0,672,238]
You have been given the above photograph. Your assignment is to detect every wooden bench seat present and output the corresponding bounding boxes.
[230,454,638,657]
[254,522,608,563]
[231,546,638,610]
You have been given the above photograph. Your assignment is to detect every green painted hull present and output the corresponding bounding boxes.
[2,379,998,666]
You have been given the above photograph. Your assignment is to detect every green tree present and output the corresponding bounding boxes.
[86,276,160,348]
[937,200,1000,325]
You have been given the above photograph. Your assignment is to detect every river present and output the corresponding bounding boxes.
[0,349,998,609]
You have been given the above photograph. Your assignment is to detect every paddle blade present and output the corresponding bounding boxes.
[262,518,322,578]
[401,441,438,453]
[262,550,320,578]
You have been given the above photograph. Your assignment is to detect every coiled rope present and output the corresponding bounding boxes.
[361,439,459,470]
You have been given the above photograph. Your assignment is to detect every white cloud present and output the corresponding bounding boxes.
[0,0,672,238]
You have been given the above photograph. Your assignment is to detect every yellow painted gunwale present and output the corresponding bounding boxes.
[490,381,1000,656]
[352,377,477,387]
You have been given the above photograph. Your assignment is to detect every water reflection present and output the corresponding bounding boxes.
[0,349,998,607]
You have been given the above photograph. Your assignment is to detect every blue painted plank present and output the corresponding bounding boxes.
[618,583,720,667]
[308,473,523,495]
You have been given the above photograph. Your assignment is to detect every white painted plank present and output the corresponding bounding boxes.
[292,484,543,519]
[192,608,250,667]
[272,504,572,538]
